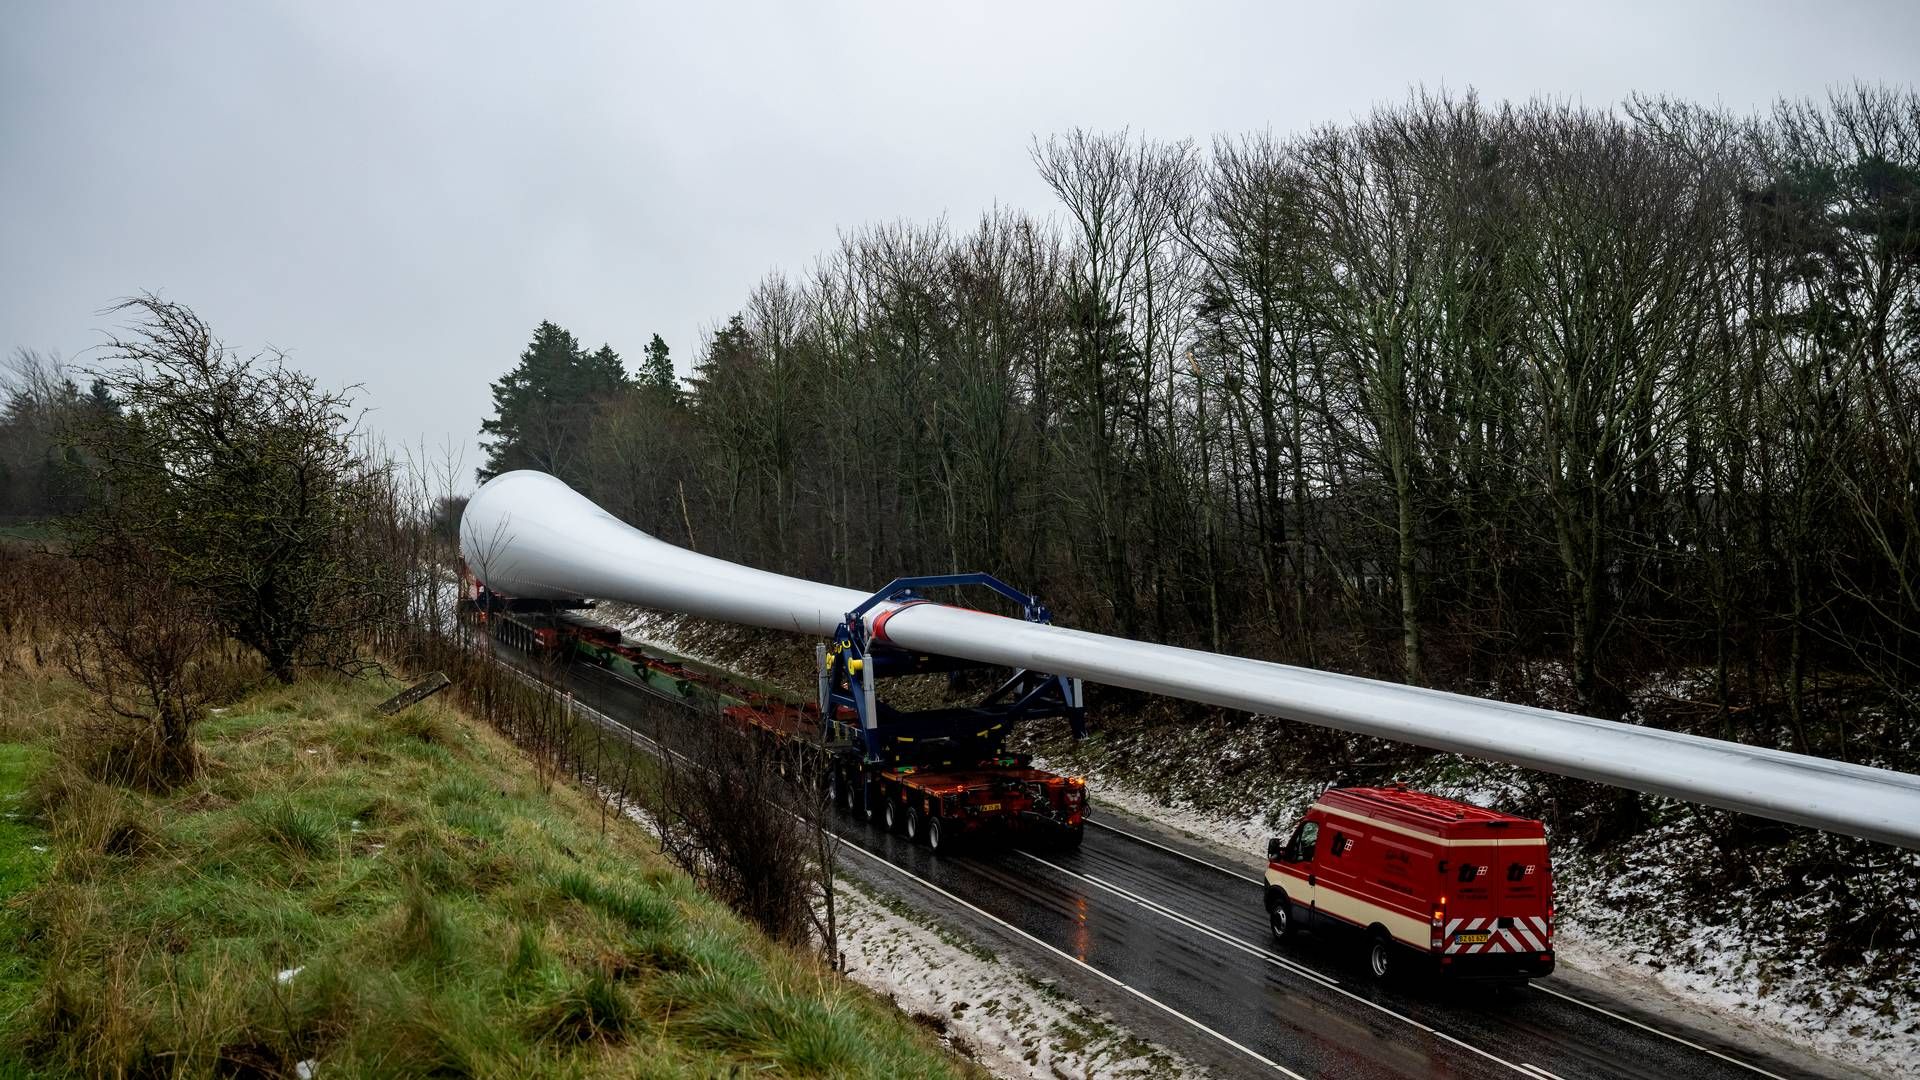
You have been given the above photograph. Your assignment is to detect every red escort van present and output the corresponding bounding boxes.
[1264,785,1555,983]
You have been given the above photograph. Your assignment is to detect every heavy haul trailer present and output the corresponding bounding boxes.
[812,573,1088,851]
[464,565,1088,852]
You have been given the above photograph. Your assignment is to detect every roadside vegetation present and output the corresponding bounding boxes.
[0,620,970,1078]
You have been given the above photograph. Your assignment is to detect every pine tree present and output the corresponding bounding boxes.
[638,333,678,397]
[478,321,631,484]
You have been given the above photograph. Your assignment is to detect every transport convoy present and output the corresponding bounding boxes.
[463,563,1088,851]
[1265,785,1555,984]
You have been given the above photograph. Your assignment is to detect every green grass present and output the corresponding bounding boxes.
[0,742,54,1080]
[0,667,973,1079]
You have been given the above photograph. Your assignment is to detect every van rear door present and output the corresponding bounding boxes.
[1498,836,1552,952]
[1443,843,1502,950]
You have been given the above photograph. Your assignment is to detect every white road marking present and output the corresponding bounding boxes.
[1085,816,1267,884]
[1518,1064,1571,1080]
[837,840,1308,1077]
[1527,983,1791,1080]
[1018,850,1538,1076]
[1014,850,1339,987]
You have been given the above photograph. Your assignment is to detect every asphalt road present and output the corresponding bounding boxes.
[503,643,1864,1080]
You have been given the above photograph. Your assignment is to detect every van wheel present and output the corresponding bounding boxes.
[1059,824,1084,851]
[906,805,924,843]
[1270,897,1297,940]
[1368,934,1397,982]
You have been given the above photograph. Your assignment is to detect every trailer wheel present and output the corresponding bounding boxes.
[827,769,844,812]
[1367,932,1397,982]
[841,773,860,813]
[905,805,923,843]
[926,814,947,852]
[883,796,901,833]
[861,783,878,822]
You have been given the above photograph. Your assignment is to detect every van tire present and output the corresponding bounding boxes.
[1367,932,1397,982]
[1269,896,1297,940]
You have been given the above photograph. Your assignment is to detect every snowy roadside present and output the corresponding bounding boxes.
[834,877,1202,1079]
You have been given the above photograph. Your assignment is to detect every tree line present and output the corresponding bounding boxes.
[482,87,1919,760]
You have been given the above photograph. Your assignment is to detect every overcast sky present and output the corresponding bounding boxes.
[4,1,1915,486]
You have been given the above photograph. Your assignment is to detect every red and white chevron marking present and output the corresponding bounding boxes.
[1443,916,1551,954]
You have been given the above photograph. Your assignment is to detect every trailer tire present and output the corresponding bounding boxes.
[862,784,878,823]
[827,768,842,810]
[926,814,948,853]
[905,805,924,843]
[841,773,860,813]
[883,796,901,833]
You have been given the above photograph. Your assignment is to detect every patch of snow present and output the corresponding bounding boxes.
[276,966,302,984]
[294,1060,316,1080]
[835,879,1200,1079]
[599,784,1198,1077]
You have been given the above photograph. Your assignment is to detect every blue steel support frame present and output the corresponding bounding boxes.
[819,573,1085,765]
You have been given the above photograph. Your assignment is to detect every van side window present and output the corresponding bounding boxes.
[1290,821,1320,862]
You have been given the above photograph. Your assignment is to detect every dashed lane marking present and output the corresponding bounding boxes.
[1018,849,1541,1077]
[836,841,1309,1078]
[1526,984,1791,1080]
[1085,816,1267,885]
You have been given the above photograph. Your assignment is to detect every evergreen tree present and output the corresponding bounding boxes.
[638,333,678,397]
[478,321,631,484]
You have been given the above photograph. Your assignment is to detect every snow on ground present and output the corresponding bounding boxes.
[834,878,1201,1080]
[605,607,727,666]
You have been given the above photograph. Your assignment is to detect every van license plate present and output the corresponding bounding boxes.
[1455,932,1490,944]
[980,803,1001,812]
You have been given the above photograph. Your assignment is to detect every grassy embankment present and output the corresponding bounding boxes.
[0,661,972,1078]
